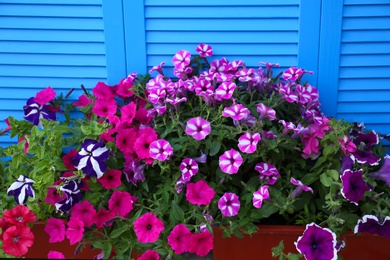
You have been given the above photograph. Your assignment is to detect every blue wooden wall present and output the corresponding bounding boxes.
[0,0,389,147]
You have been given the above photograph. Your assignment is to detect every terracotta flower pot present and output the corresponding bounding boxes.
[213,225,390,260]
[24,221,100,259]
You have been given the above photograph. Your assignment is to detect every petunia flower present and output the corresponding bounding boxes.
[351,149,381,166]
[196,43,213,58]
[108,190,134,217]
[341,169,371,205]
[253,185,269,209]
[71,139,110,179]
[55,180,83,212]
[188,231,213,257]
[290,177,313,199]
[92,99,117,118]
[149,61,166,75]
[116,75,136,98]
[116,127,137,155]
[7,175,36,205]
[283,67,304,81]
[186,180,215,206]
[3,205,36,226]
[353,130,379,148]
[62,149,78,171]
[339,155,354,175]
[222,104,250,121]
[73,94,93,107]
[134,212,165,243]
[92,81,116,100]
[295,223,337,260]
[124,158,147,185]
[185,117,211,141]
[138,249,160,260]
[218,192,240,217]
[219,149,243,174]
[215,81,236,100]
[149,139,173,161]
[71,200,96,227]
[354,215,390,239]
[23,97,56,126]
[369,155,390,188]
[97,169,122,189]
[48,251,65,259]
[193,150,207,164]
[44,218,66,243]
[167,223,192,255]
[65,218,84,245]
[238,132,261,154]
[120,101,137,125]
[2,225,34,257]
[180,158,199,182]
[172,50,191,69]
[256,103,276,121]
[94,208,115,229]
[255,162,280,185]
[338,135,357,155]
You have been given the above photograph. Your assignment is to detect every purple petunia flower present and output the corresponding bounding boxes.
[7,175,36,205]
[193,150,207,164]
[215,82,236,100]
[55,179,83,212]
[149,139,173,161]
[23,97,56,127]
[290,177,313,199]
[219,149,243,174]
[180,158,199,182]
[252,185,269,209]
[256,103,276,121]
[351,149,381,166]
[218,192,240,217]
[185,117,211,141]
[124,159,146,186]
[221,104,250,121]
[353,131,379,149]
[238,132,261,154]
[71,139,110,179]
[255,162,280,185]
[354,215,390,240]
[369,155,390,188]
[341,169,371,205]
[295,223,337,260]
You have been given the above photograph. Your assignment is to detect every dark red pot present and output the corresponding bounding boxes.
[213,225,390,260]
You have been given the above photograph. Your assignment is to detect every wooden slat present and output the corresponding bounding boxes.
[0,77,104,89]
[339,67,390,78]
[0,41,105,54]
[0,0,101,5]
[340,54,390,67]
[343,17,390,30]
[145,0,299,6]
[0,4,102,17]
[342,30,390,43]
[0,17,104,30]
[339,78,390,90]
[0,29,105,42]
[343,5,390,17]
[0,53,106,66]
[338,90,390,102]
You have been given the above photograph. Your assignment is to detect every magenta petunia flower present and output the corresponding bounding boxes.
[290,177,313,199]
[48,251,65,259]
[71,200,96,227]
[338,135,357,155]
[149,139,173,161]
[186,180,215,206]
[34,86,56,105]
[215,81,236,100]
[138,249,160,260]
[120,101,137,125]
[116,127,137,155]
[253,185,269,209]
[256,103,276,121]
[188,231,213,257]
[94,208,115,229]
[44,218,66,243]
[134,212,165,243]
[148,88,167,104]
[108,190,134,217]
[255,162,280,185]
[180,158,199,182]
[92,82,116,100]
[218,192,240,217]
[369,155,390,188]
[65,218,84,245]
[283,67,304,81]
[185,117,211,141]
[341,169,371,205]
[92,99,117,118]
[295,223,337,260]
[222,104,250,121]
[196,43,213,58]
[149,61,166,75]
[194,79,214,97]
[238,132,261,154]
[73,94,92,107]
[279,82,299,103]
[172,50,191,69]
[167,223,192,254]
[97,169,122,189]
[219,149,243,174]
[354,215,390,240]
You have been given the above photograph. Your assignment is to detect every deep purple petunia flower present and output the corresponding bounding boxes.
[353,131,379,148]
[71,139,110,179]
[339,155,354,175]
[55,180,83,212]
[354,215,390,240]
[341,169,371,205]
[295,223,337,260]
[185,117,211,141]
[7,175,36,205]
[369,155,390,188]
[23,97,56,126]
[351,149,381,166]
[218,192,240,217]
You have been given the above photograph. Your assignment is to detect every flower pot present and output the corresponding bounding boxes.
[213,225,390,260]
[24,221,100,259]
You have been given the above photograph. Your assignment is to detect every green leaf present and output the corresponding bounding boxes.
[110,227,127,239]
[209,139,222,156]
[171,200,184,221]
[327,170,339,181]
[320,173,332,187]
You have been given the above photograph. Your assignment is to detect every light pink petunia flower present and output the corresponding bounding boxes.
[185,117,211,141]
[290,177,313,199]
[134,212,165,243]
[149,139,173,161]
[238,132,261,154]
[219,149,243,174]
[218,192,240,217]
[253,185,269,209]
[256,103,276,121]
[222,104,250,121]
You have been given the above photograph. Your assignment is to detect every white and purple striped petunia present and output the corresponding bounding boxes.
[55,179,83,212]
[7,175,36,205]
[149,139,173,161]
[282,67,304,81]
[180,158,199,182]
[253,185,269,209]
[290,177,313,199]
[172,50,191,69]
[71,139,110,179]
[195,43,213,58]
[219,149,243,174]
[256,103,276,121]
[23,97,56,127]
[255,162,280,185]
[222,104,250,121]
[215,82,236,100]
[185,117,211,141]
[218,192,240,217]
[238,132,261,154]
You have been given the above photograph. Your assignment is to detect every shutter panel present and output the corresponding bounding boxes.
[338,0,390,137]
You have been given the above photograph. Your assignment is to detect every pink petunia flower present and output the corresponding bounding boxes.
[256,103,276,121]
[116,127,137,155]
[134,127,158,159]
[219,149,243,174]
[97,169,122,189]
[149,61,166,75]
[73,94,92,107]
[92,82,116,100]
[255,162,280,185]
[94,208,115,229]
[180,158,199,182]
[338,135,357,155]
[185,117,211,141]
[44,218,66,243]
[48,250,65,259]
[188,231,213,257]
[134,212,165,243]
[283,67,304,81]
[172,50,191,69]
[34,86,56,105]
[116,75,136,98]
[218,192,240,217]
[238,132,261,154]
[215,81,236,100]
[92,99,117,118]
[71,200,96,227]
[2,225,34,257]
[3,205,36,226]
[62,149,78,171]
[65,218,84,245]
[290,177,313,199]
[186,180,215,206]
[108,190,134,217]
[222,104,250,121]
[167,223,192,254]
[120,101,137,125]
[253,186,269,209]
[196,43,213,58]
[138,249,160,260]
[149,139,173,161]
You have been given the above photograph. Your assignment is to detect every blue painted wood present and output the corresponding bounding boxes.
[0,53,106,66]
[0,29,105,42]
[145,0,299,5]
[1,0,101,4]
[317,0,344,117]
